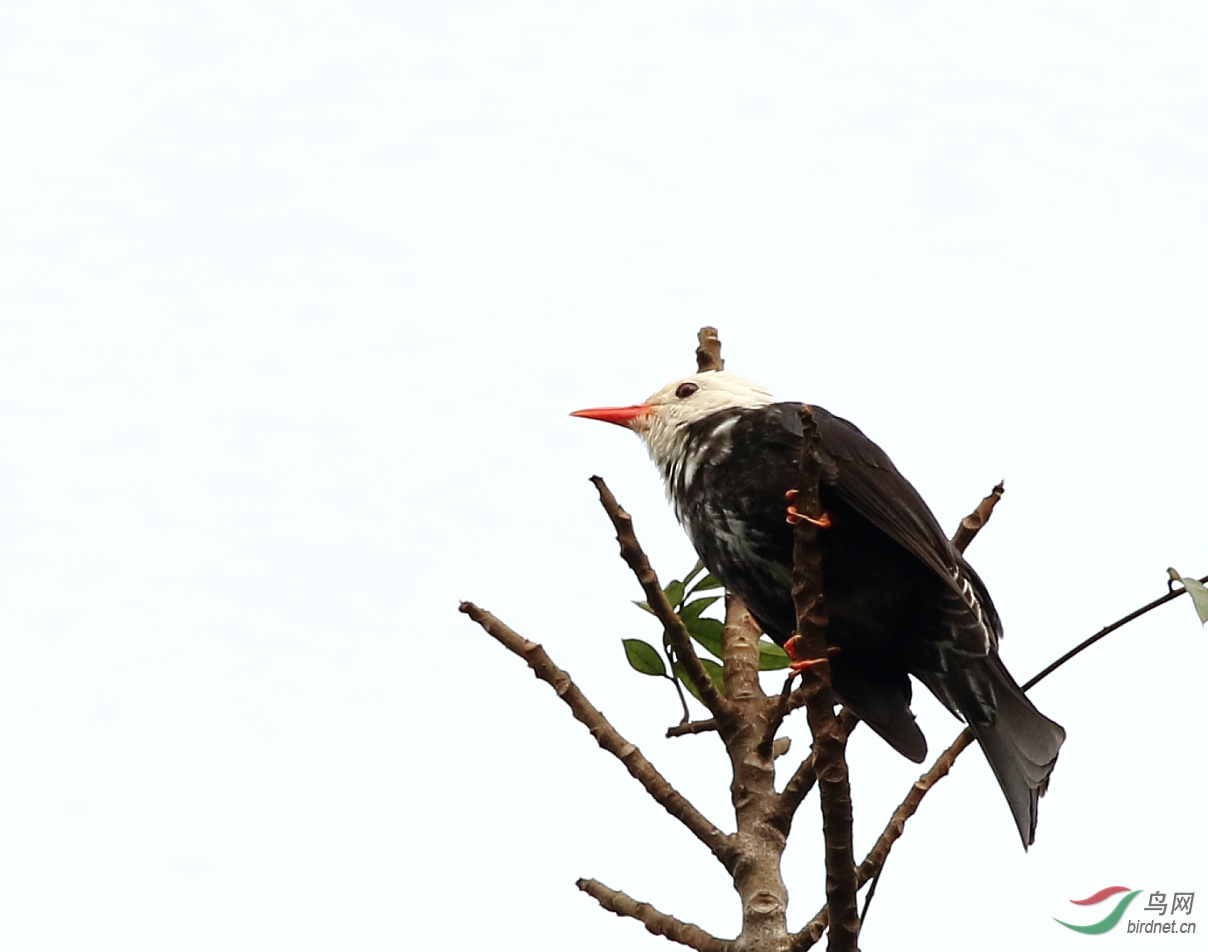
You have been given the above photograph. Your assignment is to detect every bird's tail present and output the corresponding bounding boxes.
[925,655,1065,848]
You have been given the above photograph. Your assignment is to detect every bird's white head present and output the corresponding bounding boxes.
[571,370,775,475]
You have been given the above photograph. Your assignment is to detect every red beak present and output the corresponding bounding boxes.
[570,404,652,428]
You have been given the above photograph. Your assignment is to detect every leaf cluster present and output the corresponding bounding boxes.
[622,560,790,711]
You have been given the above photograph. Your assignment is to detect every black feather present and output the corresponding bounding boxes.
[670,403,1065,847]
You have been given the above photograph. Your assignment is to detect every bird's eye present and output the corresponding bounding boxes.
[675,382,699,399]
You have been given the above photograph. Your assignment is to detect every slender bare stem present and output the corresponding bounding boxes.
[792,731,973,951]
[795,569,1208,949]
[464,322,1204,952]
[1023,571,1208,690]
[459,601,738,873]
[667,718,720,738]
[591,475,735,729]
[774,710,861,831]
[577,879,733,952]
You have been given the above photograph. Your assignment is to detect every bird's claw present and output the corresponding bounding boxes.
[783,634,832,675]
[784,489,832,527]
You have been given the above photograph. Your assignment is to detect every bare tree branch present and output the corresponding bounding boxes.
[667,718,719,738]
[577,878,733,952]
[465,317,1205,952]
[791,909,828,952]
[791,731,973,951]
[795,567,1208,950]
[717,594,795,948]
[590,475,736,730]
[857,731,973,885]
[1022,570,1208,690]
[856,867,883,934]
[774,709,861,830]
[790,405,859,952]
[852,567,1208,898]
[459,601,738,873]
[759,676,804,758]
[778,480,1004,834]
[696,326,725,372]
[951,480,1004,553]
[759,675,831,759]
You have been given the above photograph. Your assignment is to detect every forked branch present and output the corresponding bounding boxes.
[462,322,1201,952]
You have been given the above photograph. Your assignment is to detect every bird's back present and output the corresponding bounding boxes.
[666,402,1064,845]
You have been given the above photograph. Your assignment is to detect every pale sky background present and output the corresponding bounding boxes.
[1,4,1206,951]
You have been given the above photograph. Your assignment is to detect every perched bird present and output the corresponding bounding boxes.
[572,370,1064,847]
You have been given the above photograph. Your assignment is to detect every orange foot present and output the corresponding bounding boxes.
[783,634,826,673]
[784,489,832,528]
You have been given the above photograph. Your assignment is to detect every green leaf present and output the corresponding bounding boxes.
[685,616,724,659]
[622,639,667,676]
[690,573,724,593]
[632,600,653,614]
[758,638,791,671]
[699,657,726,691]
[1168,568,1208,626]
[680,616,790,669]
[679,596,720,625]
[663,579,685,611]
[682,559,707,588]
[672,657,725,700]
[672,663,703,702]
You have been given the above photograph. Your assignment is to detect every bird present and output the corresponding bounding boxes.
[572,369,1065,847]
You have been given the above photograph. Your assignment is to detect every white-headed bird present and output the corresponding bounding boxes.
[573,370,1064,847]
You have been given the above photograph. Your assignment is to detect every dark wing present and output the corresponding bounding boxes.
[768,404,1064,847]
[770,403,1000,658]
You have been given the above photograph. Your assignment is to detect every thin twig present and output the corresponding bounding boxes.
[757,666,833,757]
[792,731,973,951]
[1022,571,1208,690]
[577,878,733,952]
[775,709,860,831]
[591,475,736,729]
[857,868,883,932]
[459,601,738,873]
[667,718,719,738]
[855,731,973,889]
[845,481,1002,934]
[758,673,805,758]
[665,643,694,724]
[796,569,1208,949]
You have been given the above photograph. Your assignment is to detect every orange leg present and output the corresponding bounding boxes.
[784,489,832,528]
[783,634,826,673]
